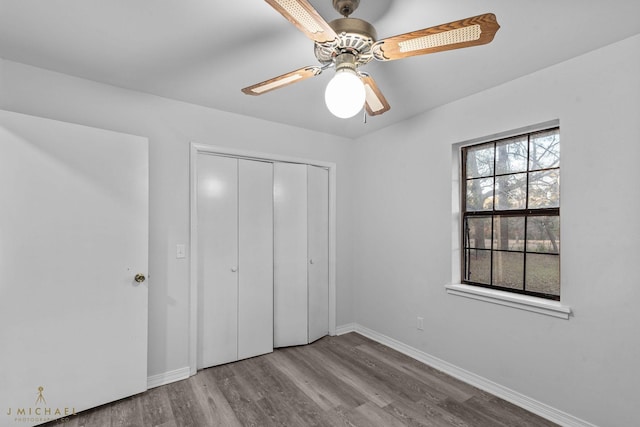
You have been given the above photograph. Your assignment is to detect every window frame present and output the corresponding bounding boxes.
[460,127,560,301]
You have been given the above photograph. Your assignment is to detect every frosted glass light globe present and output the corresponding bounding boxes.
[324,70,366,119]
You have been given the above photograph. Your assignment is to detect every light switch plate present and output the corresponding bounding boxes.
[176,244,186,259]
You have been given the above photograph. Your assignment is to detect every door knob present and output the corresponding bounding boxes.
[309,259,314,264]
[134,273,146,283]
[231,267,238,272]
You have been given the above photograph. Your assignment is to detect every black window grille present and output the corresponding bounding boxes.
[461,128,560,300]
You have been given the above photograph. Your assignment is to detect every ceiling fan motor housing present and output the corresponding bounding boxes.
[314,17,377,66]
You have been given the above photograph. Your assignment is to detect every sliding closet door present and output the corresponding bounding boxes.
[197,154,239,368]
[273,163,309,347]
[238,159,274,360]
[307,165,330,343]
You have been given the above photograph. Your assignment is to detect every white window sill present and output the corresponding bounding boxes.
[445,284,572,319]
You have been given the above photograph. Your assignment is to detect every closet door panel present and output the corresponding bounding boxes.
[197,154,239,369]
[307,166,330,343]
[238,159,274,360]
[274,163,309,347]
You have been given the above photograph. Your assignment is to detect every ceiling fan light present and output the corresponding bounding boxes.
[324,69,365,119]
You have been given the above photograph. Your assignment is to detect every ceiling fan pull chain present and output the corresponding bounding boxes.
[363,109,367,124]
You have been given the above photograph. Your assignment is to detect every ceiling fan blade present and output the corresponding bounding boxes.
[360,74,390,116]
[372,13,500,61]
[242,66,322,96]
[264,0,337,43]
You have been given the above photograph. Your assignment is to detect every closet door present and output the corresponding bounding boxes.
[273,163,309,347]
[307,165,330,343]
[197,155,274,369]
[197,154,239,368]
[238,159,274,360]
[274,163,330,347]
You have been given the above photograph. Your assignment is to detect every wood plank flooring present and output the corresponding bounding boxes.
[41,333,558,427]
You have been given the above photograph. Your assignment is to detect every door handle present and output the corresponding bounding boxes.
[134,273,146,283]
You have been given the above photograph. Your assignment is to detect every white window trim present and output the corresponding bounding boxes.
[445,283,571,319]
[448,120,571,320]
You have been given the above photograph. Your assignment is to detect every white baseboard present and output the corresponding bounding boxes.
[147,366,190,389]
[349,324,596,427]
[334,322,357,335]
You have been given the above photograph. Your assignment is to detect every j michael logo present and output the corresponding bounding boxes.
[35,386,46,406]
[5,386,76,424]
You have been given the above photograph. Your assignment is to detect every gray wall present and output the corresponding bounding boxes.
[351,34,640,427]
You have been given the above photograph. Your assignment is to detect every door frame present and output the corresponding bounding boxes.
[189,142,337,375]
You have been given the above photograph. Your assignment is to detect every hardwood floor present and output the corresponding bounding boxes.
[42,333,558,427]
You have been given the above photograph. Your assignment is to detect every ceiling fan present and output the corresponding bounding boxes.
[242,0,500,119]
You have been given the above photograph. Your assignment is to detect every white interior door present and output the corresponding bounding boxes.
[237,159,273,360]
[197,154,238,369]
[307,165,330,343]
[273,163,308,347]
[0,110,148,426]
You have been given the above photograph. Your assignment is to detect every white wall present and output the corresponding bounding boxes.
[351,34,640,427]
[0,59,355,379]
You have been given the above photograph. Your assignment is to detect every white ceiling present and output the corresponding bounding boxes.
[1,0,639,138]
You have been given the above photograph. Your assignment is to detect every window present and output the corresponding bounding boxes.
[461,128,560,300]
